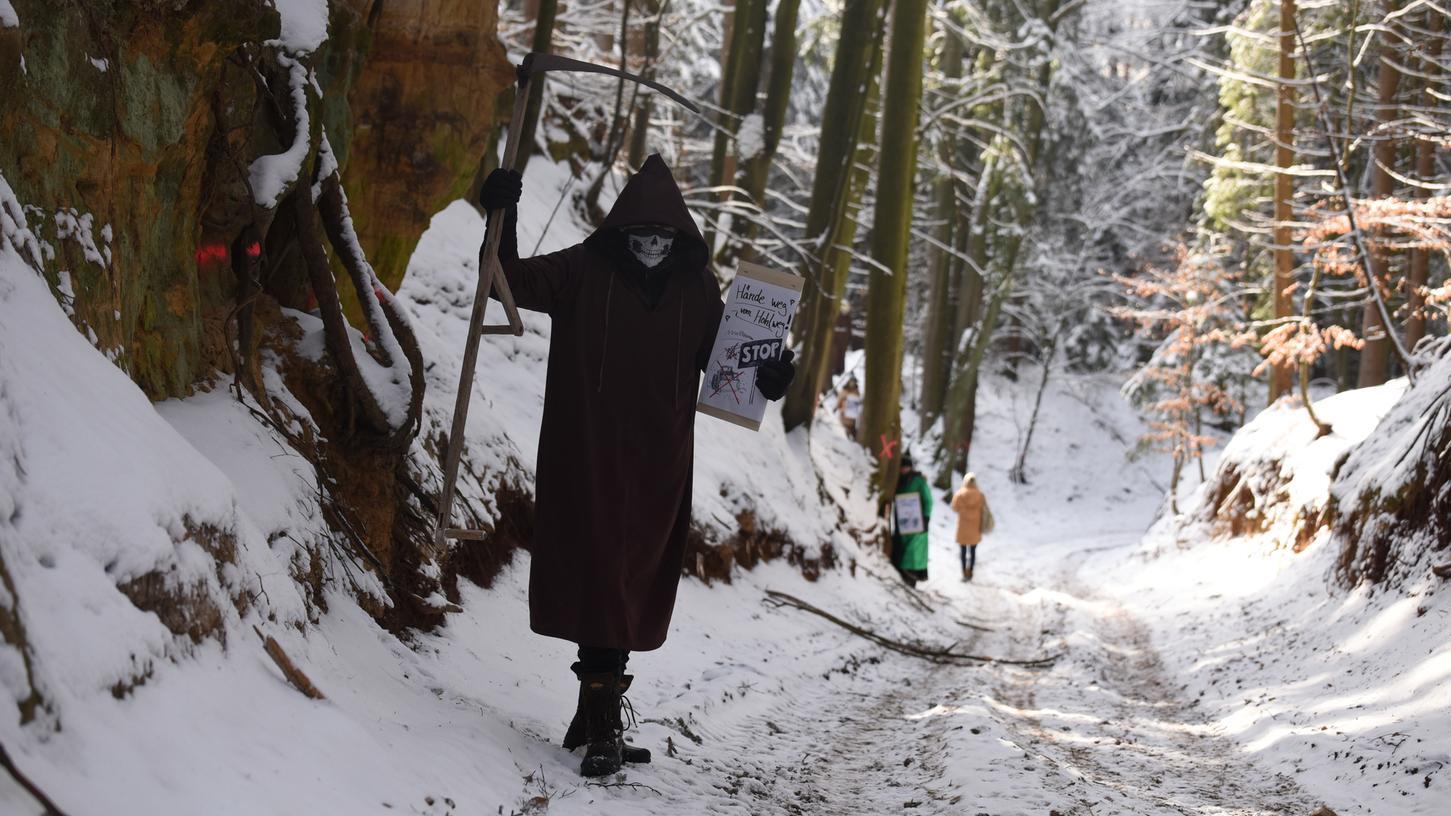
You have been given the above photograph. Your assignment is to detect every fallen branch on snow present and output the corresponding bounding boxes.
[0,740,68,816]
[954,618,998,633]
[762,590,1059,668]
[857,563,935,615]
[254,626,326,700]
[586,780,663,795]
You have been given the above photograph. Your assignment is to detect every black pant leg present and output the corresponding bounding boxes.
[573,645,626,679]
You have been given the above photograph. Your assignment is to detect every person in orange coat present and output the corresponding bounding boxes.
[950,473,993,581]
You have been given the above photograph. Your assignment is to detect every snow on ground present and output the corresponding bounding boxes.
[3,147,1448,815]
[1095,383,1451,816]
[0,155,879,814]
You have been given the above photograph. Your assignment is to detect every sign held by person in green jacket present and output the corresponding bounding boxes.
[891,452,933,586]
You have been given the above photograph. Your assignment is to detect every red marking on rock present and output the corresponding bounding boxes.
[195,243,228,265]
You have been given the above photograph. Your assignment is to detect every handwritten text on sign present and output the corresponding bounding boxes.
[697,262,804,431]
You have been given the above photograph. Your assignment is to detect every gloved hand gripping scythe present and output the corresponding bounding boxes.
[434,53,701,548]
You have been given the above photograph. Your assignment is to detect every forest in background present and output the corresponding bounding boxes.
[495,0,1450,558]
[512,0,1444,456]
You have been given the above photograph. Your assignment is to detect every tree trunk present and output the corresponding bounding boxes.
[1010,333,1058,484]
[736,0,803,261]
[1358,1,1402,387]
[582,0,636,221]
[918,21,966,425]
[626,0,665,168]
[1406,9,1443,352]
[936,251,1018,485]
[937,0,1061,481]
[860,0,932,489]
[515,0,559,169]
[780,0,889,430]
[950,149,1000,347]
[1269,0,1296,403]
[705,0,769,253]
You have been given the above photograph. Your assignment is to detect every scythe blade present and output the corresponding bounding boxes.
[519,52,701,114]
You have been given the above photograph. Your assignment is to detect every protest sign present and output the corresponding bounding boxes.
[894,493,925,535]
[697,262,803,431]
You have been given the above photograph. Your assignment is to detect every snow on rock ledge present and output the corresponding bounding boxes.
[1332,350,1451,588]
[1195,384,1404,550]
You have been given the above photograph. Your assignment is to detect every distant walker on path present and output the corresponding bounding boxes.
[891,453,933,586]
[837,378,862,439]
[950,473,994,581]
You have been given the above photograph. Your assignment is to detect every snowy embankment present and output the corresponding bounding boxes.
[0,152,884,815]
[1098,381,1451,815]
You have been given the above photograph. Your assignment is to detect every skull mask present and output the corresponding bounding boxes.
[624,226,676,269]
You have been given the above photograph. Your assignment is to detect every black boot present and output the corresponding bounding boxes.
[577,672,623,777]
[615,675,651,764]
[564,676,651,764]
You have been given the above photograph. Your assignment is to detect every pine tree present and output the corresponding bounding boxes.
[918,13,968,425]
[1357,0,1403,387]
[1269,0,1296,402]
[780,0,889,430]
[736,0,803,261]
[860,0,932,489]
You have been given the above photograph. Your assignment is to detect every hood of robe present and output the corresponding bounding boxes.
[585,153,708,273]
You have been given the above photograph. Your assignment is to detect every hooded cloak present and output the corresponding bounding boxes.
[495,154,723,650]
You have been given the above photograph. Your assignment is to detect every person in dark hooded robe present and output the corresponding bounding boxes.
[479,156,796,777]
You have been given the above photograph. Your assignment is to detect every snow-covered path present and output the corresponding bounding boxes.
[603,530,1317,816]
[8,178,1444,814]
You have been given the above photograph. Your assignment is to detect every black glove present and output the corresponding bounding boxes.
[480,168,522,211]
[755,348,796,401]
[479,168,522,263]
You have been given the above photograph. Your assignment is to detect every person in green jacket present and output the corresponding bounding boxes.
[890,453,933,586]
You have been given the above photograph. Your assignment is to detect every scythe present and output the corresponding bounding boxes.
[434,53,701,548]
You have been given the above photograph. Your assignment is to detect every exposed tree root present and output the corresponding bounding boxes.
[316,163,424,449]
[762,590,1059,668]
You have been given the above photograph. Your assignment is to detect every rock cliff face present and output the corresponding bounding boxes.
[0,2,277,398]
[0,0,511,628]
[340,0,513,292]
[0,0,510,399]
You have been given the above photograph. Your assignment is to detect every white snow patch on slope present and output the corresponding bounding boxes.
[271,0,328,54]
[1334,352,1451,513]
[0,152,886,814]
[0,216,310,743]
[1099,384,1451,814]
